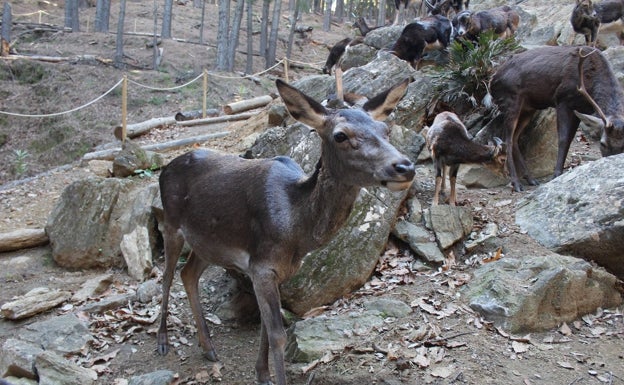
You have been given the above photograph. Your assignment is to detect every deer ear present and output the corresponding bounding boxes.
[574,110,605,130]
[276,79,328,130]
[362,78,410,121]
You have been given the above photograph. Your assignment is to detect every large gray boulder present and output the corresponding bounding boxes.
[516,154,624,278]
[46,177,159,269]
[463,255,622,332]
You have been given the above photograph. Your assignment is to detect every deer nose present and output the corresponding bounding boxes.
[394,159,415,179]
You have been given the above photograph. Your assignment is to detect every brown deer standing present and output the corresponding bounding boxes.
[490,46,624,192]
[426,111,505,205]
[156,79,415,385]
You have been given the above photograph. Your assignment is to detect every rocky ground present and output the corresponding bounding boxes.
[0,1,623,385]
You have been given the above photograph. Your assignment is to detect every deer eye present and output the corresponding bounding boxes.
[334,132,348,143]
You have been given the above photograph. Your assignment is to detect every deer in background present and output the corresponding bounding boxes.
[571,0,600,45]
[156,79,415,385]
[490,46,624,192]
[426,111,506,205]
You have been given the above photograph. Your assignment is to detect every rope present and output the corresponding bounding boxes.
[127,72,204,91]
[0,78,123,118]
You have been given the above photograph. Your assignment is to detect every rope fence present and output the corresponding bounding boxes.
[0,57,324,142]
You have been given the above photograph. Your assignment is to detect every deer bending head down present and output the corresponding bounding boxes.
[490,46,624,192]
[426,111,505,205]
[157,79,415,385]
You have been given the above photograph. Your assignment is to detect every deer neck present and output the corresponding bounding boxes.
[298,160,361,250]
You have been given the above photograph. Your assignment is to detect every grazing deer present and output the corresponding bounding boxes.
[156,79,415,385]
[490,46,624,192]
[451,5,520,41]
[571,0,600,45]
[426,111,505,205]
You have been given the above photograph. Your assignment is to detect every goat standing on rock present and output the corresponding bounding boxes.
[156,79,415,385]
[426,111,506,205]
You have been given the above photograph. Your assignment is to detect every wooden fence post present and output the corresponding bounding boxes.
[121,74,128,142]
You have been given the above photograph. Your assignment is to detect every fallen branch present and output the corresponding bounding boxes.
[82,131,230,161]
[176,111,257,127]
[223,95,274,115]
[114,116,177,140]
[0,228,49,253]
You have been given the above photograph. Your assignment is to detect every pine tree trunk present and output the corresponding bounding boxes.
[94,0,111,32]
[266,0,281,68]
[323,0,332,31]
[286,2,300,59]
[65,0,80,32]
[215,0,231,70]
[245,0,254,74]
[260,0,271,65]
[114,0,127,68]
[162,0,173,38]
[227,0,245,71]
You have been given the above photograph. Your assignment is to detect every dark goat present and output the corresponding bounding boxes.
[490,46,624,192]
[594,0,624,44]
[426,111,505,205]
[452,5,520,41]
[391,15,453,68]
[323,37,357,75]
[425,0,469,17]
[571,0,600,45]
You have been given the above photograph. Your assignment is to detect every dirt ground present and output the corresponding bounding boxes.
[0,1,623,385]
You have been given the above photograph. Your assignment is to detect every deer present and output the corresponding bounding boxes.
[156,78,415,385]
[425,111,506,205]
[571,0,600,45]
[489,46,624,192]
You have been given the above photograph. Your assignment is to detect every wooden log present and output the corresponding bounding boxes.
[0,228,49,253]
[113,116,177,140]
[176,111,257,126]
[82,131,230,161]
[175,109,220,121]
[223,95,274,115]
[0,288,72,320]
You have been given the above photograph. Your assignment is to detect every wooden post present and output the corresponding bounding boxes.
[335,67,344,103]
[1,3,12,57]
[121,74,128,142]
[283,57,289,83]
[203,69,208,119]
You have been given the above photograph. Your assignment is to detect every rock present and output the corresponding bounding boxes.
[80,292,137,313]
[362,297,412,318]
[120,225,153,281]
[128,370,177,385]
[71,273,114,303]
[35,350,97,385]
[20,313,92,355]
[516,154,624,278]
[0,376,38,385]
[136,279,161,303]
[285,310,386,362]
[0,339,42,379]
[0,287,71,320]
[462,255,622,332]
[426,205,473,250]
[393,219,445,264]
[112,140,164,178]
[46,178,160,269]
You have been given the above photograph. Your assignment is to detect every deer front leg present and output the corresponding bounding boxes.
[252,270,287,385]
[554,108,581,178]
[157,227,185,356]
[514,112,539,186]
[180,252,218,362]
[504,114,525,192]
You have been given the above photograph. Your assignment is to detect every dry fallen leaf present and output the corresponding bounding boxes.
[557,361,575,370]
[559,322,572,336]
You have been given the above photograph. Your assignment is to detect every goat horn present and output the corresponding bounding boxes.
[577,47,609,127]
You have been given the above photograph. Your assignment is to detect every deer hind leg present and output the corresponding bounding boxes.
[448,164,460,206]
[514,111,539,186]
[157,225,185,356]
[180,252,218,361]
[433,160,444,205]
[504,110,525,192]
[554,108,581,178]
[252,269,287,385]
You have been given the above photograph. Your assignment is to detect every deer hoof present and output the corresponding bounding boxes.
[203,349,218,362]
[157,343,169,356]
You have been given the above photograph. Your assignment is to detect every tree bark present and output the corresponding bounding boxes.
[267,0,282,67]
[1,3,11,56]
[114,0,127,68]
[162,0,173,38]
[286,2,300,59]
[65,0,80,32]
[245,0,254,74]
[227,0,245,71]
[94,0,111,32]
[323,0,332,31]
[223,95,273,114]
[215,0,231,70]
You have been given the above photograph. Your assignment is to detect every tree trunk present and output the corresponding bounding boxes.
[246,0,254,74]
[266,0,282,67]
[323,0,332,32]
[153,0,160,69]
[94,0,111,32]
[335,0,344,22]
[215,0,231,70]
[162,0,173,38]
[65,0,80,32]
[200,0,207,44]
[1,3,11,56]
[377,0,386,27]
[193,0,203,7]
[260,0,271,64]
[286,2,300,59]
[114,0,127,68]
[227,0,245,71]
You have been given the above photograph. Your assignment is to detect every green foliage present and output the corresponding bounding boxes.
[9,60,48,85]
[12,149,30,177]
[134,163,160,178]
[435,31,520,106]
